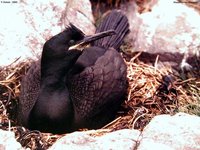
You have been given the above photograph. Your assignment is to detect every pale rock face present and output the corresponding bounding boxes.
[49,113,200,150]
[65,0,95,35]
[124,0,200,69]
[0,129,23,150]
[49,129,141,150]
[0,0,95,67]
[138,113,200,150]
[1,113,200,149]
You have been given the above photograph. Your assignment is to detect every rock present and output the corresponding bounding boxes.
[138,113,200,150]
[49,129,141,150]
[0,129,23,150]
[65,0,95,35]
[49,113,200,149]
[123,0,200,70]
[0,0,94,67]
[1,113,199,149]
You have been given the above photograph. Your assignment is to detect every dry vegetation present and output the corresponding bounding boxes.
[0,0,200,149]
[0,51,199,149]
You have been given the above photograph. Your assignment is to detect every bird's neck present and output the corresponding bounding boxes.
[40,59,68,86]
[40,49,82,86]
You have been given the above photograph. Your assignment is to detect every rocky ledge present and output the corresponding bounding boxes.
[1,113,200,150]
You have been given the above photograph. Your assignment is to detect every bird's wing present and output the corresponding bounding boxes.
[68,48,128,128]
[18,61,40,126]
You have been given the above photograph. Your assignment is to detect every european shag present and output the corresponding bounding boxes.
[18,10,129,134]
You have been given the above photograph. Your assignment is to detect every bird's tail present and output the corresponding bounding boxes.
[93,10,129,51]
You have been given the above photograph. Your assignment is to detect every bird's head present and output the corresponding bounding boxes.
[40,24,115,79]
[42,23,115,60]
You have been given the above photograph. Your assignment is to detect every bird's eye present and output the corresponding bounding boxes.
[69,40,75,46]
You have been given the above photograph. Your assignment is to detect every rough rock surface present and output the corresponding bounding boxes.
[0,129,23,150]
[123,0,200,69]
[138,113,200,150]
[49,112,200,150]
[0,0,94,67]
[65,0,95,35]
[49,129,140,150]
[1,113,200,149]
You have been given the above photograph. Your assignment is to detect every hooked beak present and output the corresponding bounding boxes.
[69,30,116,50]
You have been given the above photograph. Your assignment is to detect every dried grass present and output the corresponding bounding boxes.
[0,52,199,149]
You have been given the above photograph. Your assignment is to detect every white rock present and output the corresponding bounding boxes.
[138,140,174,150]
[138,113,200,150]
[65,0,95,35]
[0,0,94,67]
[124,0,200,69]
[1,113,200,150]
[0,129,23,150]
[49,129,141,150]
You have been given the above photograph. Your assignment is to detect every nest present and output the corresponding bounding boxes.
[1,1,200,149]
[0,52,199,150]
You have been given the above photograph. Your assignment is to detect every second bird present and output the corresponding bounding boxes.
[18,10,129,134]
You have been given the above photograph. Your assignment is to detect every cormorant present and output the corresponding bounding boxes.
[18,10,129,134]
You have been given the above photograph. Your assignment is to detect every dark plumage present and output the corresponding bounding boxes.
[18,10,129,134]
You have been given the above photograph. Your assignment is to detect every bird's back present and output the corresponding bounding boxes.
[70,10,129,73]
[68,10,129,130]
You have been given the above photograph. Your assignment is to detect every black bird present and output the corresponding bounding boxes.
[18,10,129,134]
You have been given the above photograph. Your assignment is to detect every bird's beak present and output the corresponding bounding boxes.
[69,30,116,50]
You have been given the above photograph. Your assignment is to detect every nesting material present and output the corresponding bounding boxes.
[0,53,199,149]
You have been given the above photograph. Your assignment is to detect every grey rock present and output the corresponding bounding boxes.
[138,113,200,150]
[65,0,95,35]
[123,0,200,70]
[0,129,23,150]
[49,129,141,150]
[1,113,200,150]
[0,0,94,67]
[49,113,200,150]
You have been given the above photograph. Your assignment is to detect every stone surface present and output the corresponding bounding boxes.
[0,129,23,150]
[0,0,94,67]
[49,129,141,150]
[123,0,200,69]
[1,113,200,149]
[49,113,200,150]
[65,0,95,35]
[138,113,200,150]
